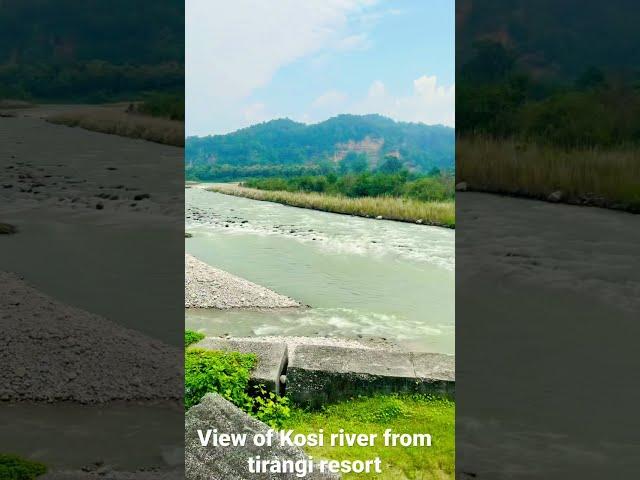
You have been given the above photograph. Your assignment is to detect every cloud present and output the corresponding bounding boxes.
[243,102,269,125]
[186,0,377,135]
[355,75,455,126]
[334,33,372,51]
[300,76,454,127]
[312,90,348,109]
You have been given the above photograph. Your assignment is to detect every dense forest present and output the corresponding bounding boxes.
[0,0,183,102]
[186,115,454,181]
[457,1,640,147]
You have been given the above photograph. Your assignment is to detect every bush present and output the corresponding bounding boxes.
[184,349,291,428]
[0,454,47,480]
[184,330,205,347]
[185,348,256,410]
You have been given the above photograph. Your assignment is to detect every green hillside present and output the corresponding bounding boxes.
[186,114,454,181]
[0,0,183,102]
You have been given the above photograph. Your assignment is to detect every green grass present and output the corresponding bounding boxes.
[282,394,454,480]
[0,454,47,480]
[208,184,455,228]
[184,329,204,347]
[457,135,640,211]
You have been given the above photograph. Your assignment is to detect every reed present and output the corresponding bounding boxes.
[457,136,640,210]
[47,105,184,147]
[208,183,455,228]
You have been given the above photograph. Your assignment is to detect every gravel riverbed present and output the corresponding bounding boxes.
[185,254,301,309]
[0,271,182,403]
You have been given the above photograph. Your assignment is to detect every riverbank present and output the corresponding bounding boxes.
[46,104,184,147]
[457,136,640,212]
[206,183,455,228]
[0,271,182,403]
[185,254,301,309]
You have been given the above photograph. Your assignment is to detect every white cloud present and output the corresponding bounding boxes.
[243,102,269,126]
[186,0,377,135]
[355,75,455,126]
[334,33,372,51]
[312,90,348,109]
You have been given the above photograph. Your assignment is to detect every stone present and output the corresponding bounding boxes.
[195,338,288,395]
[0,222,17,234]
[185,394,339,480]
[286,345,455,408]
[547,190,565,202]
[455,182,468,191]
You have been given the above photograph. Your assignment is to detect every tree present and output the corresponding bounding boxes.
[339,152,369,174]
[378,156,404,174]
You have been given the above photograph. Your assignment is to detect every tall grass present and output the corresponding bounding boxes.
[208,183,455,228]
[47,105,184,146]
[457,136,640,211]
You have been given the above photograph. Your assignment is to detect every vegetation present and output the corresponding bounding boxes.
[185,347,290,428]
[186,114,454,181]
[457,39,640,210]
[282,394,454,480]
[184,330,205,347]
[0,454,47,480]
[458,137,640,210]
[243,170,454,203]
[47,105,184,147]
[209,184,455,227]
[137,92,185,121]
[0,1,183,102]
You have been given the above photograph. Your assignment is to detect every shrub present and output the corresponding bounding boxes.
[185,348,255,410]
[184,330,205,347]
[0,454,47,480]
[184,349,291,428]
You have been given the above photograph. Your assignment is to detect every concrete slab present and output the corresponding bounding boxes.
[287,345,454,408]
[411,352,455,397]
[194,338,288,395]
[186,394,339,480]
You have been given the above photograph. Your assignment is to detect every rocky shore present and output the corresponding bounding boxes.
[185,254,301,309]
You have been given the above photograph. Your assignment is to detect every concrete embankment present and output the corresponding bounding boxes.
[185,254,301,309]
[193,337,455,407]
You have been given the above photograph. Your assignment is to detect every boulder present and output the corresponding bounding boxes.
[547,190,565,203]
[185,394,339,480]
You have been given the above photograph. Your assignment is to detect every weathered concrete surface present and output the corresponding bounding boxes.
[287,345,454,408]
[185,394,339,480]
[195,339,288,395]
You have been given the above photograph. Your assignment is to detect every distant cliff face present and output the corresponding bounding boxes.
[185,114,454,179]
[334,137,385,167]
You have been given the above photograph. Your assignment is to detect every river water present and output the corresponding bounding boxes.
[185,186,455,354]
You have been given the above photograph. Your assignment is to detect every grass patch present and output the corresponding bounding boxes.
[47,105,184,147]
[184,330,204,347]
[185,347,290,428]
[457,136,640,211]
[0,454,47,480]
[208,184,455,228]
[283,394,454,480]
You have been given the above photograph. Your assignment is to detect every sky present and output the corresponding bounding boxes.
[186,0,454,136]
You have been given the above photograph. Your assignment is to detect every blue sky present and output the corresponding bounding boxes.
[186,0,454,136]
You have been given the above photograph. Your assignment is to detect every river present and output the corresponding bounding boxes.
[185,186,455,354]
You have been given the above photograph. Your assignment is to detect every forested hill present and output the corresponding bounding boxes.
[186,115,454,181]
[0,0,183,101]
